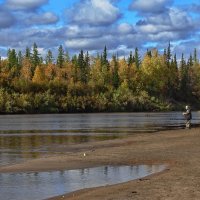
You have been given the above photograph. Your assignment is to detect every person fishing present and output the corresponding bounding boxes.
[182,105,192,129]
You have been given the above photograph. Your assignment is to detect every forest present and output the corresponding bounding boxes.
[0,43,200,114]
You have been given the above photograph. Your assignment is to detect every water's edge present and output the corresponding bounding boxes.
[0,165,167,200]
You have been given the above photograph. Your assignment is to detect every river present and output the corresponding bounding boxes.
[0,112,199,166]
[0,112,199,200]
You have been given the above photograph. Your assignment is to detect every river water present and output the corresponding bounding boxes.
[0,164,167,200]
[0,112,200,166]
[0,112,199,200]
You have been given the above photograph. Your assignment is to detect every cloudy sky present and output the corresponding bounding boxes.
[0,0,200,58]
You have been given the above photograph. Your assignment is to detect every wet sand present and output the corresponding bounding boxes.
[1,128,200,200]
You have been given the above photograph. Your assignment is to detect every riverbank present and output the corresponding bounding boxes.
[1,127,200,199]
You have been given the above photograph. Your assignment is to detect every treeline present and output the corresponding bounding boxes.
[0,43,200,114]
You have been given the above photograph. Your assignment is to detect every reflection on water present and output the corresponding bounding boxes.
[0,134,119,166]
[0,164,167,200]
[0,112,200,166]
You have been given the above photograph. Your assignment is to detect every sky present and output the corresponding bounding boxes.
[0,0,200,58]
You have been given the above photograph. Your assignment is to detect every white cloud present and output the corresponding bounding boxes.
[65,25,113,39]
[67,0,121,26]
[64,35,116,50]
[0,0,199,60]
[117,23,134,34]
[148,31,180,41]
[25,12,59,25]
[37,47,46,57]
[65,38,92,49]
[66,25,80,37]
[136,7,194,40]
[169,8,193,30]
[6,0,48,10]
[130,0,173,13]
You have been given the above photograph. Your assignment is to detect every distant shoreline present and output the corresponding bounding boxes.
[0,107,199,115]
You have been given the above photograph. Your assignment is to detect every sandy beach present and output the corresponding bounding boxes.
[1,127,200,199]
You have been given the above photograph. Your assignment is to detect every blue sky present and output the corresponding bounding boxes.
[0,0,200,58]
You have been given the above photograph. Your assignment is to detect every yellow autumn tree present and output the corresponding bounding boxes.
[44,63,56,81]
[190,63,200,98]
[32,66,45,84]
[141,49,168,96]
[20,58,32,81]
[89,58,105,93]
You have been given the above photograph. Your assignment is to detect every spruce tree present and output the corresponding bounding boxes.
[25,47,31,59]
[57,45,65,68]
[102,46,109,70]
[128,51,135,67]
[193,48,198,65]
[17,51,23,67]
[146,49,152,57]
[31,43,40,68]
[187,54,193,67]
[134,47,140,69]
[7,48,17,68]
[112,54,120,89]
[167,42,171,66]
[72,55,78,83]
[85,51,90,82]
[85,51,90,68]
[78,50,87,83]
[65,51,70,63]
[173,54,178,69]
[45,50,54,65]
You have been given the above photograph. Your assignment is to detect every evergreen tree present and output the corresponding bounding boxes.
[146,49,152,57]
[112,54,120,89]
[45,50,54,65]
[25,47,31,59]
[193,48,198,65]
[72,54,78,83]
[7,48,18,68]
[102,46,109,70]
[187,54,193,67]
[173,54,178,69]
[128,51,135,66]
[163,49,167,57]
[78,50,85,68]
[40,57,43,64]
[85,51,90,69]
[18,51,23,67]
[78,50,87,83]
[31,43,40,68]
[65,51,70,63]
[166,42,172,97]
[166,42,171,67]
[72,54,78,65]
[103,46,107,64]
[134,47,140,69]
[57,45,65,68]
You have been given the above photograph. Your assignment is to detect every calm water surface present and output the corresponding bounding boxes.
[0,113,198,200]
[0,164,167,200]
[0,112,200,166]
